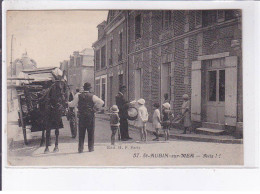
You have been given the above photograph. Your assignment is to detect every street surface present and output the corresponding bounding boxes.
[8,116,244,166]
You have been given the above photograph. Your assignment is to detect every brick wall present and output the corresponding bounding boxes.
[94,10,242,125]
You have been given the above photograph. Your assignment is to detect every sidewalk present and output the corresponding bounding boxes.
[7,109,22,148]
[95,113,243,144]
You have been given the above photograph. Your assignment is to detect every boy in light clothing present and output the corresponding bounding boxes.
[110,105,120,145]
[152,102,162,141]
[136,99,149,142]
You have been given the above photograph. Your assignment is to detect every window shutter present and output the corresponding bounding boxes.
[225,56,237,126]
[191,60,202,121]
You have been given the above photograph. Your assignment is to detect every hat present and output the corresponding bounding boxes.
[182,94,189,100]
[83,82,92,90]
[110,105,119,113]
[162,102,171,109]
[137,98,145,105]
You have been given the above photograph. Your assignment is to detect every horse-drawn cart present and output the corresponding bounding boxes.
[9,67,73,146]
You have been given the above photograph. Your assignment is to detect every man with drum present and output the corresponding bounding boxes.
[115,86,133,141]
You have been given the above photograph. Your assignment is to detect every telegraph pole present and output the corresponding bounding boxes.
[10,34,14,109]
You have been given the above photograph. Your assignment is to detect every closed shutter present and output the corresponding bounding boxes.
[191,61,202,121]
[225,56,237,126]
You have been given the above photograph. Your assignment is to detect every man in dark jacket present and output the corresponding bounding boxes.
[115,86,132,141]
[68,82,104,153]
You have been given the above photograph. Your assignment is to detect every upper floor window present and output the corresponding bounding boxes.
[110,39,113,59]
[76,56,81,67]
[202,11,217,27]
[135,14,141,40]
[162,11,172,30]
[95,50,100,71]
[101,45,106,69]
[225,10,235,21]
[109,39,113,66]
[119,32,123,61]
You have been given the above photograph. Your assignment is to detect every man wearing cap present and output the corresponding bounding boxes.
[115,86,132,141]
[68,82,104,153]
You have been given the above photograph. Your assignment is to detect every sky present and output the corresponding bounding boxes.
[6,10,108,68]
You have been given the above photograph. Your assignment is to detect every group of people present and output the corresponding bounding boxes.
[109,86,192,146]
[67,82,192,153]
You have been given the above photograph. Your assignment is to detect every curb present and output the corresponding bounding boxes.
[96,114,243,145]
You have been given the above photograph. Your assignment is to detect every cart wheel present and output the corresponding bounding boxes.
[22,126,28,145]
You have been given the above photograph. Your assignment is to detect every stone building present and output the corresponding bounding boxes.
[93,10,242,133]
[61,48,94,93]
[92,11,127,107]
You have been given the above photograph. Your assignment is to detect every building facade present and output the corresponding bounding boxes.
[60,48,94,93]
[93,10,242,132]
[93,11,127,107]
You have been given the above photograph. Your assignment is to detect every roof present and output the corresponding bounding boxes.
[22,67,57,74]
[80,48,94,56]
[18,67,64,83]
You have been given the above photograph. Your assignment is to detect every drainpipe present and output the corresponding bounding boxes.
[92,46,96,94]
[126,10,129,101]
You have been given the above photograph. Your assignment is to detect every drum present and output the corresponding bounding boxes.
[127,106,138,121]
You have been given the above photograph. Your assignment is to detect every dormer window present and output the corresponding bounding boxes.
[135,14,141,40]
[163,11,172,30]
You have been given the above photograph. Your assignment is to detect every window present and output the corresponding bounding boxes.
[95,79,100,97]
[119,32,123,55]
[101,45,106,69]
[101,77,106,105]
[219,70,225,101]
[195,11,202,27]
[109,39,113,65]
[76,57,81,67]
[95,50,100,70]
[217,10,225,22]
[119,32,123,61]
[118,74,123,91]
[135,14,141,40]
[202,11,217,27]
[109,76,113,106]
[163,11,171,30]
[225,10,235,21]
[208,70,217,101]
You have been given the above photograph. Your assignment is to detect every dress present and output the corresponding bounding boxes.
[152,109,161,129]
[181,100,192,127]
[136,105,149,128]
[162,109,170,130]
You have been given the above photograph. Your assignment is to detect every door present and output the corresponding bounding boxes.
[205,58,225,124]
[135,69,141,100]
[101,76,107,107]
[109,76,113,107]
[161,63,171,105]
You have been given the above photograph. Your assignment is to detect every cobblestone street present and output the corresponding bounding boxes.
[7,116,243,166]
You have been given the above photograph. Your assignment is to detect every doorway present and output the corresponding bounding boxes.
[204,58,225,124]
[161,63,171,105]
[109,76,113,107]
[135,69,141,100]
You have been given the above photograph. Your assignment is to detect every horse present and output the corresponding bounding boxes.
[37,80,68,153]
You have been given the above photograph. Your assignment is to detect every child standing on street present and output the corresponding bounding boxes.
[110,105,120,145]
[136,98,149,142]
[162,102,171,141]
[181,94,192,134]
[152,103,161,141]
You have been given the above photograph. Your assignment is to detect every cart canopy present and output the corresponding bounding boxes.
[17,67,65,84]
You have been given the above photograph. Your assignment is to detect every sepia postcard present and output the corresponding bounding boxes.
[5,7,245,167]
